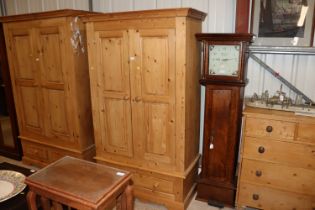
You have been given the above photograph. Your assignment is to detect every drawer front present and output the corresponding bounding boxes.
[132,172,174,194]
[22,142,48,161]
[245,117,295,140]
[48,150,72,163]
[243,137,315,170]
[237,182,315,210]
[297,122,315,144]
[240,159,315,196]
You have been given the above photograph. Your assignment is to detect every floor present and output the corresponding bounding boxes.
[0,155,234,210]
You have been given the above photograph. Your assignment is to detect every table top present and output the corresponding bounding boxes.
[25,156,131,205]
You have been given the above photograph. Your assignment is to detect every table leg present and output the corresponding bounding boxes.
[116,192,126,210]
[52,201,64,210]
[26,191,38,210]
[117,184,133,210]
[40,196,51,210]
[125,185,133,210]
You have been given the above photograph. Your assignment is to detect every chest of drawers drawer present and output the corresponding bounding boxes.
[245,117,295,140]
[237,182,315,210]
[240,159,315,196]
[297,122,315,144]
[243,137,315,170]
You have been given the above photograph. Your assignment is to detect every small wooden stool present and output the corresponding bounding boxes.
[25,156,133,210]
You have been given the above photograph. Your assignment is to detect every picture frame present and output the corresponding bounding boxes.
[251,0,315,46]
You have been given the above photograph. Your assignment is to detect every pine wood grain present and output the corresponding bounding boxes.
[2,10,95,166]
[86,8,205,210]
[237,107,315,209]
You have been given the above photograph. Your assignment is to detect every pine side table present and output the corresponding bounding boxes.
[25,156,133,210]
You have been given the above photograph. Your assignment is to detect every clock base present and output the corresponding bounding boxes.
[207,199,224,208]
[196,180,236,207]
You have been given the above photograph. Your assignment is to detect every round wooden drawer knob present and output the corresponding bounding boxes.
[252,194,259,200]
[258,146,265,153]
[266,125,273,132]
[153,182,159,189]
[255,170,262,177]
[152,182,160,192]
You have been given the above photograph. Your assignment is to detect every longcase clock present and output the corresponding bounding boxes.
[195,33,253,207]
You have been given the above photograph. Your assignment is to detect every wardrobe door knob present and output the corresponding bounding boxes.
[266,125,273,132]
[258,146,265,154]
[135,96,141,102]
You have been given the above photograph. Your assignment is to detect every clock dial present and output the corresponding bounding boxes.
[208,45,240,76]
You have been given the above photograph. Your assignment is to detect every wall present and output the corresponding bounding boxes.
[2,0,315,152]
[3,0,236,32]
[4,0,89,13]
[2,0,237,153]
[3,0,235,32]
[247,53,315,102]
[4,0,315,101]
[92,0,236,33]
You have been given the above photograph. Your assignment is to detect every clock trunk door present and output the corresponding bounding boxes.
[202,85,242,184]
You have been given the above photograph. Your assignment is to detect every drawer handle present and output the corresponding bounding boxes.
[255,170,262,177]
[153,183,159,188]
[252,194,259,200]
[152,182,159,192]
[266,125,273,133]
[258,146,265,154]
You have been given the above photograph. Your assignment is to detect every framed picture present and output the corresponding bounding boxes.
[251,0,315,46]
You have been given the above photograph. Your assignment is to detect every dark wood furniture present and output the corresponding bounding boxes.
[0,162,36,210]
[25,156,133,210]
[195,34,253,207]
[235,0,251,33]
[0,22,21,160]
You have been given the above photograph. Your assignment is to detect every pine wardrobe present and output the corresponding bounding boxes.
[84,8,206,210]
[1,10,95,167]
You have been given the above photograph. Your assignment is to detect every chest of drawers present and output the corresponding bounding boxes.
[236,107,315,209]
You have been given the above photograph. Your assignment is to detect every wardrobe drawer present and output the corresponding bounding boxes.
[22,142,48,161]
[48,149,70,162]
[240,159,315,196]
[243,137,315,170]
[237,182,315,210]
[245,117,295,140]
[132,172,174,194]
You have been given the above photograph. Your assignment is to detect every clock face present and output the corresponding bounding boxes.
[208,45,240,76]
